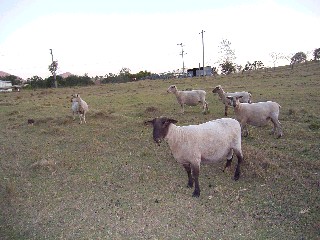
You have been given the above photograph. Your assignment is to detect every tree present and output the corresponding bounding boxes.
[119,67,132,82]
[28,75,46,88]
[218,39,236,75]
[290,52,307,68]
[48,60,58,87]
[251,61,264,70]
[220,60,236,75]
[270,52,281,70]
[218,39,236,63]
[313,48,320,61]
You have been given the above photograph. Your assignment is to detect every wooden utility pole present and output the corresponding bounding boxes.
[199,30,205,76]
[177,43,186,75]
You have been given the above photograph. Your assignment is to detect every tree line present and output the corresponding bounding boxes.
[1,44,319,88]
[218,40,320,75]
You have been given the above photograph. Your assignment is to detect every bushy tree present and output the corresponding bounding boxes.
[218,39,237,75]
[220,60,236,75]
[290,52,307,68]
[313,48,320,61]
[28,75,46,88]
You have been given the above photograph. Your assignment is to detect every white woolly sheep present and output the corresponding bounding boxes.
[167,85,209,113]
[71,94,89,124]
[227,96,283,138]
[145,117,243,197]
[212,85,252,116]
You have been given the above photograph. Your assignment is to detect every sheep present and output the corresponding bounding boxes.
[71,94,89,124]
[226,96,283,138]
[212,85,252,116]
[145,117,243,197]
[167,85,209,113]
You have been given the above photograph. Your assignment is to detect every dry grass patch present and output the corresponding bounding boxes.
[0,63,319,239]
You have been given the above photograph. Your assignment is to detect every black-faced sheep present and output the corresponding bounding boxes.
[167,85,209,113]
[71,94,89,124]
[145,117,243,197]
[212,85,252,116]
[227,96,283,138]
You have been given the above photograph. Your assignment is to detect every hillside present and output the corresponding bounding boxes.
[0,61,319,239]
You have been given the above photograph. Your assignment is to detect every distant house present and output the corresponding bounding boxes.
[0,80,12,92]
[187,66,213,77]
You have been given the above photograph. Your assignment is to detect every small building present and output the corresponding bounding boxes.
[187,66,213,77]
[0,80,12,92]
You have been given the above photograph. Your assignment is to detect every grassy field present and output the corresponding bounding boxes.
[1,62,319,239]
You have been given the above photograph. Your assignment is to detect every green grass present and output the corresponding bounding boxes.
[1,62,319,239]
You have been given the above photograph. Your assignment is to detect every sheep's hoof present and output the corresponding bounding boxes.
[234,173,240,181]
[192,190,200,197]
[187,182,193,188]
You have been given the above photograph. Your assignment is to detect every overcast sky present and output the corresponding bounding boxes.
[0,0,319,79]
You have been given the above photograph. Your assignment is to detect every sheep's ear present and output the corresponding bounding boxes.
[226,96,232,100]
[166,118,178,124]
[144,119,154,126]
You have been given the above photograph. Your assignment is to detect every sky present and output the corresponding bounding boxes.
[0,0,319,79]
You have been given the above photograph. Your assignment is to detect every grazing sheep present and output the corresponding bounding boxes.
[71,94,89,124]
[145,117,243,197]
[227,96,283,138]
[167,85,208,113]
[212,85,252,116]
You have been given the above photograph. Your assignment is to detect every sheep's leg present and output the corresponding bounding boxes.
[223,150,233,172]
[79,114,83,124]
[224,104,228,116]
[204,101,209,113]
[83,114,86,124]
[240,123,249,137]
[183,163,193,188]
[233,150,243,181]
[223,159,232,172]
[191,163,200,197]
[271,117,283,138]
[181,104,185,113]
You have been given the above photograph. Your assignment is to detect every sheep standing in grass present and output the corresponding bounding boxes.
[212,85,252,116]
[227,96,283,138]
[167,85,208,113]
[71,94,88,124]
[145,117,243,197]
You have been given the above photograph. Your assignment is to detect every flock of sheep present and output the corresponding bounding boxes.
[71,84,283,197]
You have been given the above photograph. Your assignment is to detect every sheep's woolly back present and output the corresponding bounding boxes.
[167,85,208,112]
[165,118,241,165]
[175,90,206,106]
[213,85,251,104]
[71,94,89,123]
[75,95,89,113]
[234,101,280,127]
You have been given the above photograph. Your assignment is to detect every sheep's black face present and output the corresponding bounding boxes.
[212,86,220,93]
[146,117,178,145]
